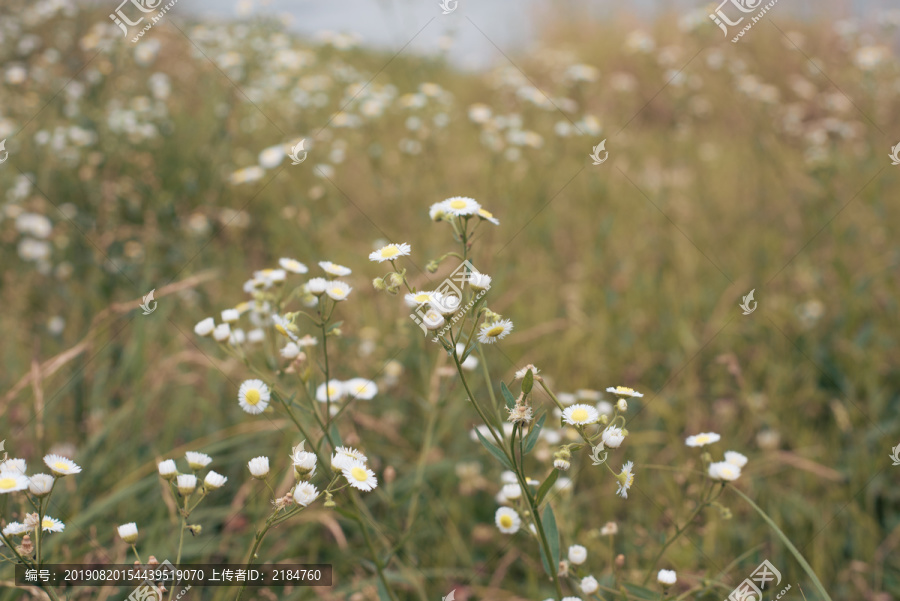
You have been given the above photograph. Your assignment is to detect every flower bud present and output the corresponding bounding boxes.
[372,277,386,291]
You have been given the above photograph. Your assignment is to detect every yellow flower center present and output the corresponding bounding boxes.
[414,293,430,302]
[380,246,400,258]
[331,287,344,296]
[0,477,17,490]
[53,461,69,471]
[275,324,288,336]
[328,385,340,396]
[479,209,493,218]
[616,387,634,394]
[695,435,709,444]
[499,514,514,529]
[351,467,368,482]
[571,408,589,422]
[486,325,505,337]
[355,384,368,394]
[42,519,54,529]
[625,473,634,486]
[245,389,261,406]
[449,199,468,209]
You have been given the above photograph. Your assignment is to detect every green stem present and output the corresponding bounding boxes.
[353,504,401,601]
[643,500,708,584]
[235,520,273,601]
[168,509,187,601]
[35,496,44,568]
[729,485,833,601]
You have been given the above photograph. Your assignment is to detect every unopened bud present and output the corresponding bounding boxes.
[599,414,609,425]
[615,554,625,569]
[383,466,396,484]
[617,399,628,412]
[324,491,336,507]
[18,535,33,556]
[389,273,404,288]
[188,524,202,536]
[372,277,386,291]
[426,260,439,273]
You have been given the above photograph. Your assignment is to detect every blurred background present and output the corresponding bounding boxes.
[1,0,899,599]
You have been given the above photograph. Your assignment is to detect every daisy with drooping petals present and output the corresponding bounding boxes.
[442,196,481,217]
[685,432,721,447]
[0,459,26,474]
[331,446,367,471]
[279,258,308,274]
[238,379,270,414]
[468,272,492,292]
[342,461,378,491]
[477,207,500,224]
[422,308,445,331]
[725,451,748,467]
[3,522,27,536]
[158,459,177,479]
[0,471,29,494]
[272,314,300,342]
[562,404,600,426]
[248,456,270,479]
[176,474,197,495]
[581,576,599,594]
[709,461,741,481]
[318,261,352,277]
[194,317,215,336]
[344,378,378,400]
[477,319,513,344]
[316,380,346,403]
[369,242,411,263]
[601,425,626,448]
[606,386,644,397]
[616,461,635,498]
[306,277,328,295]
[325,280,352,301]
[28,474,54,497]
[44,454,82,476]
[204,471,227,489]
[293,481,318,506]
[495,507,521,534]
[118,522,138,543]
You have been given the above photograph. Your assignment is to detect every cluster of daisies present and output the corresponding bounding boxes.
[368,197,514,345]
[235,376,378,418]
[553,385,644,499]
[193,258,353,348]
[685,432,748,481]
[1,454,83,548]
[244,443,378,512]
[156,451,229,496]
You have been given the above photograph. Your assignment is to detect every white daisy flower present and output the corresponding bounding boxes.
[606,386,643,397]
[562,404,600,426]
[431,292,462,316]
[581,576,599,594]
[331,447,368,471]
[44,454,82,476]
[297,335,318,347]
[41,516,65,533]
[725,451,748,467]
[557,392,577,406]
[495,507,521,534]
[477,207,500,225]
[501,483,522,500]
[369,242,411,263]
[0,459,26,474]
[176,474,197,495]
[185,452,212,470]
[306,277,329,295]
[568,544,588,564]
[342,461,378,491]
[194,317,215,336]
[596,401,614,415]
[422,308,446,331]
[117,522,138,544]
[204,471,227,489]
[561,598,583,601]
[293,481,318,506]
[248,456,270,479]
[708,461,741,481]
[601,425,626,448]
[616,461,635,498]
[477,319,513,344]
[279,258,308,274]
[442,196,481,217]
[429,201,448,221]
[455,343,479,371]
[318,261,352,277]
[316,380,346,403]
[657,569,677,585]
[325,281,352,301]
[344,378,378,400]
[600,521,618,536]
[271,315,299,343]
[281,342,301,359]
[158,459,177,480]
[500,471,518,485]
[0,471,29,494]
[3,522,27,536]
[685,432,721,447]
[221,309,240,323]
[404,291,434,307]
[291,448,317,474]
[213,323,231,342]
[514,365,539,380]
[238,379,270,414]
[468,272,492,292]
[258,144,285,169]
[28,474,54,497]
[229,329,246,346]
[247,328,266,344]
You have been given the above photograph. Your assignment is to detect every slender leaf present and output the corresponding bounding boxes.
[543,504,560,571]
[473,426,513,470]
[523,413,547,454]
[538,540,552,576]
[500,382,516,409]
[536,469,559,505]
[730,486,833,601]
[329,422,343,448]
[522,369,534,394]
[461,343,476,364]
